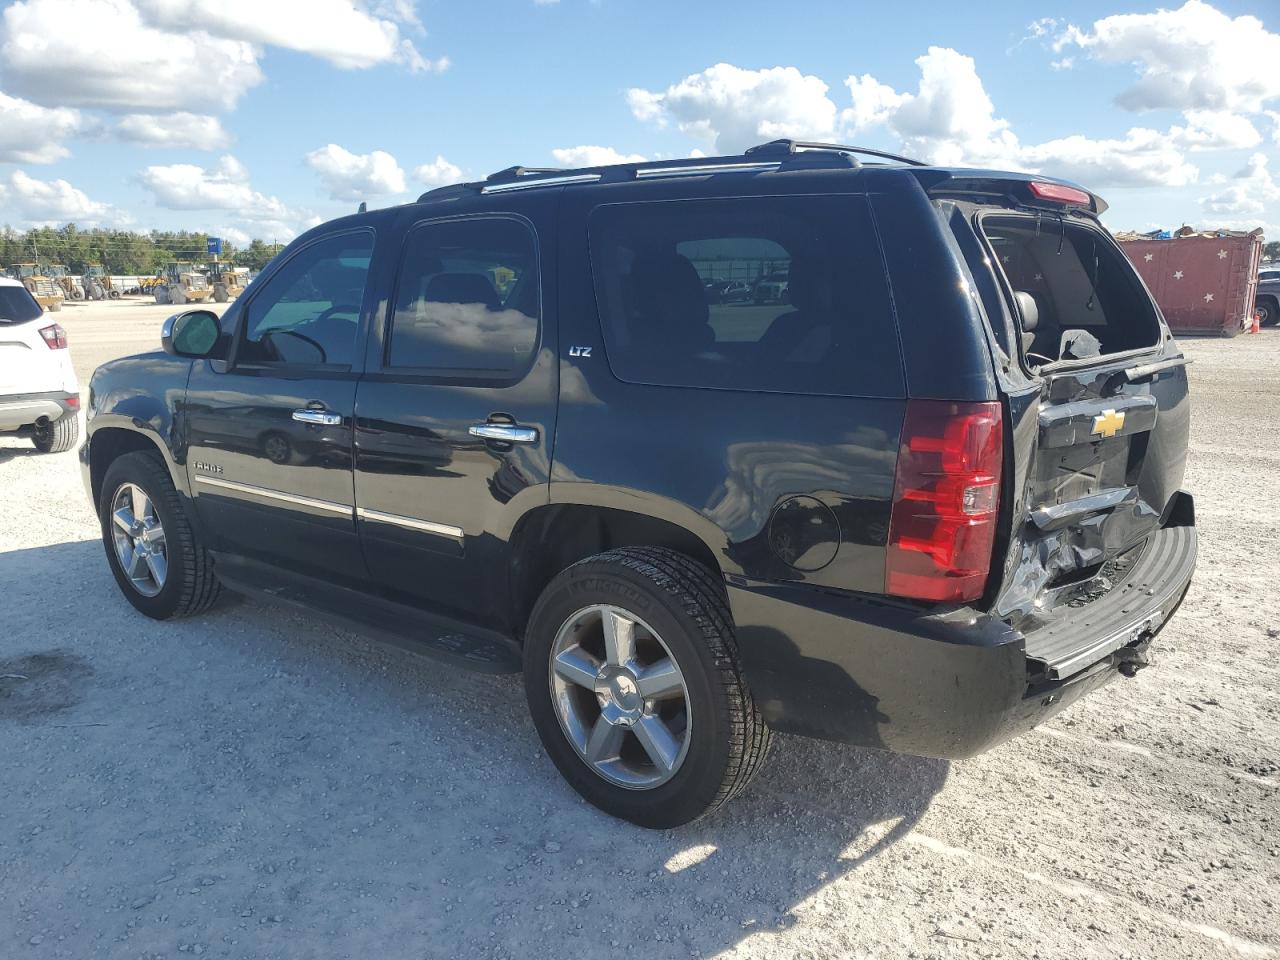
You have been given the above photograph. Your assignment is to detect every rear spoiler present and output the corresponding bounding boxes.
[910,168,1108,216]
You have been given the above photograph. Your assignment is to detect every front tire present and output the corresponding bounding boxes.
[32,414,78,453]
[524,547,771,828]
[1257,299,1277,327]
[98,451,221,619]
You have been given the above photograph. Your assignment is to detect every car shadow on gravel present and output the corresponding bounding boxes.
[1,537,950,959]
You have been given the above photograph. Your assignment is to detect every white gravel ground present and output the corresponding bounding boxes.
[1,300,1277,960]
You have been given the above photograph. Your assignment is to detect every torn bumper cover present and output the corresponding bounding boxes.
[726,516,1196,760]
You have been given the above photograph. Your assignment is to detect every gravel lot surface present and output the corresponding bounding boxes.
[2,300,1277,960]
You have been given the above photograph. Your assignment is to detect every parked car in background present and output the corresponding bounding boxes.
[1256,266,1279,326]
[0,277,80,453]
[702,279,753,304]
[83,140,1196,828]
[753,272,789,304]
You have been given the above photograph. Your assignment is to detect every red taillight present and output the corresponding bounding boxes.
[38,323,68,349]
[1027,180,1092,206]
[64,395,80,409]
[885,400,1004,603]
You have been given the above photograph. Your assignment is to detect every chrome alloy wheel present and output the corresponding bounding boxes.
[109,482,168,598]
[549,604,692,790]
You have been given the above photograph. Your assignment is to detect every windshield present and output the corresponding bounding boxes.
[0,286,42,324]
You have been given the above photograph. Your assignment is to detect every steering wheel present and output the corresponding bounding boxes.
[263,329,328,364]
[316,304,360,325]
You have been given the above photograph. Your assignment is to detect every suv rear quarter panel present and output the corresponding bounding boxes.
[551,173,950,595]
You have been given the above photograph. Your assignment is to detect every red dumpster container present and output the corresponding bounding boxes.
[1117,230,1263,337]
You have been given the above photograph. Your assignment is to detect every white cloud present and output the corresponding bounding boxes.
[117,112,232,150]
[855,47,1022,169]
[0,0,445,118]
[133,0,434,72]
[1020,129,1198,188]
[0,0,262,112]
[305,144,406,200]
[627,63,839,153]
[1053,1,1280,114]
[842,47,1196,187]
[138,155,299,224]
[1170,110,1262,151]
[0,91,85,163]
[842,75,909,130]
[1200,153,1280,217]
[635,49,1206,190]
[413,155,465,188]
[551,145,647,167]
[0,170,114,225]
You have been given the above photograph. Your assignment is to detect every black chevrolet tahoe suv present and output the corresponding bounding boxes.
[83,140,1197,827]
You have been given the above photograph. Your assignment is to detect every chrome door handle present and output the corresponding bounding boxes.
[292,409,342,426]
[469,423,538,443]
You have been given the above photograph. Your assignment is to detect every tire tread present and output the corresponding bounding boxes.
[101,450,221,618]
[562,546,772,819]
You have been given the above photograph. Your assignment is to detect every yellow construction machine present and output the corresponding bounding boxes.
[153,261,212,305]
[6,263,64,311]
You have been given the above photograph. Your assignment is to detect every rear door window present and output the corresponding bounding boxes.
[386,217,540,374]
[589,195,903,397]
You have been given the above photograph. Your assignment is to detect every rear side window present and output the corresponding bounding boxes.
[982,215,1160,362]
[387,217,540,373]
[589,195,903,397]
[0,286,42,324]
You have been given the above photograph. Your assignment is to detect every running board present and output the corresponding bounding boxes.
[211,554,521,674]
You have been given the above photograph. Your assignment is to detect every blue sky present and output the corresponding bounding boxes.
[1,0,1277,244]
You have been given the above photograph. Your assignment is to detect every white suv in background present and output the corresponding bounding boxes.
[0,276,80,453]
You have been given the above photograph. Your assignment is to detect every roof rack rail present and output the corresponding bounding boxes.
[745,139,926,167]
[485,165,565,184]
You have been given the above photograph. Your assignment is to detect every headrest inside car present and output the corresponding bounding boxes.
[1013,290,1039,331]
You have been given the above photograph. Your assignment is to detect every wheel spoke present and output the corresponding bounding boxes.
[144,551,167,587]
[112,507,136,534]
[130,486,152,523]
[633,715,681,773]
[584,715,626,764]
[553,647,601,690]
[636,658,683,700]
[126,548,149,580]
[602,610,636,666]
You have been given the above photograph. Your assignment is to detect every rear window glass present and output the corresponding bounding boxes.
[388,217,539,373]
[589,195,903,397]
[983,215,1160,363]
[0,286,42,324]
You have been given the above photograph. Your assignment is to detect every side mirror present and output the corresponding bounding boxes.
[161,310,222,358]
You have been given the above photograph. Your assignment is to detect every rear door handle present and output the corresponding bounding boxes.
[469,423,538,443]
[292,408,342,426]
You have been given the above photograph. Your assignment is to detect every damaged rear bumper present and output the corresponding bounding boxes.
[726,512,1196,760]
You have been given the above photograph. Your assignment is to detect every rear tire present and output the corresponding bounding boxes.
[1257,299,1277,327]
[99,451,221,620]
[524,547,771,828]
[32,414,79,454]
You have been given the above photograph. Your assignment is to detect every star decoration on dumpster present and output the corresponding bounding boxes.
[1204,293,1215,302]
[1173,270,1184,279]
[1144,253,1154,262]
[1217,249,1228,260]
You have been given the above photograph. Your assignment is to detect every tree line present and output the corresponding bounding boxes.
[0,224,287,275]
